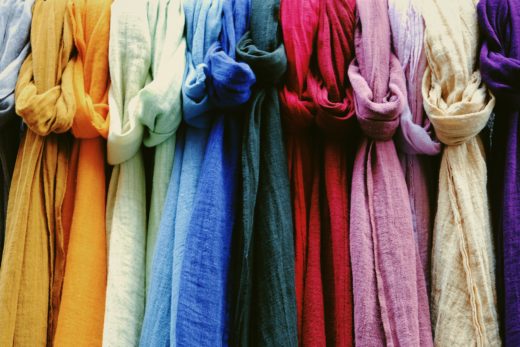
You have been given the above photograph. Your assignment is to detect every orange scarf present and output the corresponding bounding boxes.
[0,0,75,345]
[53,0,110,346]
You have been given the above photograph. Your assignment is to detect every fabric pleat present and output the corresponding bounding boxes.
[388,0,441,285]
[52,0,110,345]
[421,0,500,345]
[479,0,520,345]
[0,0,75,345]
[279,0,356,344]
[0,0,34,264]
[230,0,298,343]
[346,0,433,345]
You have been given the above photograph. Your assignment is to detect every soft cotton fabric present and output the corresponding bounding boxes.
[231,0,298,343]
[388,0,441,284]
[421,0,500,345]
[479,0,520,344]
[52,0,110,345]
[279,0,356,344]
[347,0,433,345]
[0,0,34,263]
[0,0,75,345]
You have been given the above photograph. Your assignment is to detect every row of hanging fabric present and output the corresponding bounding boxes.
[0,0,517,345]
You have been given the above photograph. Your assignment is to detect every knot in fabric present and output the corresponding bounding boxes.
[479,0,520,109]
[423,69,495,146]
[236,33,287,86]
[279,87,315,132]
[348,54,407,141]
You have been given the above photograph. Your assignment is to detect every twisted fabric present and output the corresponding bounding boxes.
[0,0,34,263]
[52,0,110,345]
[0,0,75,345]
[479,0,520,344]
[231,0,298,343]
[347,0,433,345]
[279,0,356,344]
[421,0,500,345]
[388,0,441,284]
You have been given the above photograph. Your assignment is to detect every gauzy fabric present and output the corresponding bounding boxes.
[421,0,500,345]
[104,0,148,344]
[0,0,76,345]
[52,0,110,345]
[479,0,520,344]
[0,0,33,263]
[388,0,441,285]
[347,0,433,345]
[231,0,298,343]
[279,0,356,344]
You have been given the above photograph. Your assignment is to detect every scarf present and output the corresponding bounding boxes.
[0,0,33,263]
[104,0,148,344]
[479,0,520,344]
[421,0,500,345]
[0,0,75,345]
[52,0,110,345]
[388,0,441,285]
[279,0,356,344]
[231,0,298,343]
[346,0,433,345]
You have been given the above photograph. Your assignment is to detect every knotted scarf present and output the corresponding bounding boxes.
[347,0,433,345]
[388,0,441,285]
[52,0,110,345]
[0,0,75,345]
[279,0,356,344]
[422,0,500,345]
[104,0,148,344]
[479,0,520,344]
[231,0,298,343]
[0,0,33,263]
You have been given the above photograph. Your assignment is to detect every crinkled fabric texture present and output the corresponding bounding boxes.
[388,0,440,286]
[279,0,356,344]
[422,0,500,345]
[0,0,33,264]
[0,0,75,345]
[53,0,110,345]
[347,0,433,345]
[479,0,520,345]
[230,0,298,343]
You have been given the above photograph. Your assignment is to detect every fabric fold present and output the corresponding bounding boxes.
[347,0,433,345]
[478,0,520,344]
[421,0,500,345]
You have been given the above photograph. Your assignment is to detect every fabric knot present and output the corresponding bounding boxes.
[182,56,214,128]
[348,54,407,141]
[396,104,440,155]
[279,87,315,132]
[71,88,109,139]
[423,69,495,146]
[236,33,287,86]
[479,0,520,108]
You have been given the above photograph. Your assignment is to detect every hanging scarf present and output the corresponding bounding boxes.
[52,0,110,345]
[0,0,34,263]
[479,0,520,344]
[346,0,433,345]
[0,0,75,345]
[231,0,298,343]
[421,0,500,345]
[104,0,149,344]
[279,0,356,344]
[388,0,441,284]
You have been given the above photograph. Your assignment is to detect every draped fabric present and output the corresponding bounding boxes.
[230,0,298,343]
[279,0,356,344]
[0,0,34,263]
[421,0,500,345]
[346,0,433,345]
[479,0,520,344]
[0,0,75,345]
[52,0,110,345]
[388,0,441,284]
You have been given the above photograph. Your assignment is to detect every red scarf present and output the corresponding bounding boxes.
[280,0,356,345]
